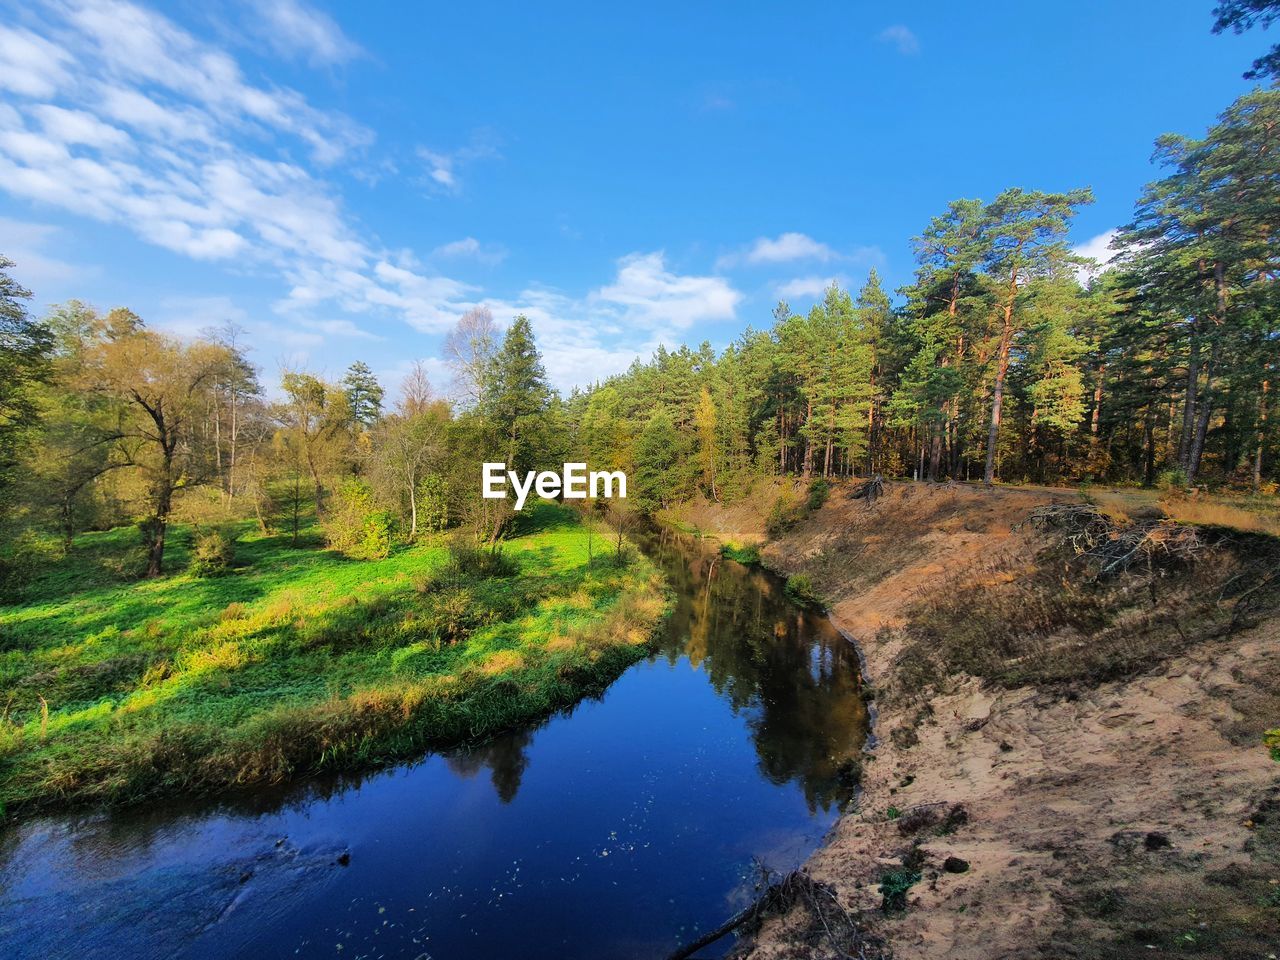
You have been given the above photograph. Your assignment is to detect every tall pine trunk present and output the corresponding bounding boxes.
[1254,378,1270,490]
[1179,322,1200,468]
[983,298,1016,484]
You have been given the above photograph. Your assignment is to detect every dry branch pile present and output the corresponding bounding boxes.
[1020,504,1208,578]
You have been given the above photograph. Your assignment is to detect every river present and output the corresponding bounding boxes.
[0,525,867,960]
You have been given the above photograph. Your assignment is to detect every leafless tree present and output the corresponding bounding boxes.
[444,305,498,407]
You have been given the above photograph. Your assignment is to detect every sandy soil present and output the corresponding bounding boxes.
[731,482,1280,959]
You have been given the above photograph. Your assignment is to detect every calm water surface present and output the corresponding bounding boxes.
[0,526,866,960]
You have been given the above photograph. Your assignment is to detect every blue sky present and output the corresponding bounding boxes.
[0,0,1268,397]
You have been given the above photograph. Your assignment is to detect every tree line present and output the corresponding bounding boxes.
[0,87,1276,580]
[571,88,1278,504]
[0,284,572,578]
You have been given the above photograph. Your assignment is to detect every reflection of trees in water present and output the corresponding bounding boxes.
[639,526,867,813]
[3,730,541,882]
[444,730,533,803]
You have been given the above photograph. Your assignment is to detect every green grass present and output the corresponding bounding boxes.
[719,540,761,566]
[0,501,668,819]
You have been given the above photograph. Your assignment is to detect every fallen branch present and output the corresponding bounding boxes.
[664,901,760,960]
[664,868,885,960]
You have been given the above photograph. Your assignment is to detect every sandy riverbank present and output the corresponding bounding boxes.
[673,481,1280,958]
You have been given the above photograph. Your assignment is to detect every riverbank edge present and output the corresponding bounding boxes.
[681,481,1280,959]
[0,544,675,825]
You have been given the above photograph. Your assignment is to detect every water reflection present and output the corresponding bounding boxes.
[445,730,534,803]
[638,525,866,811]
[0,524,865,960]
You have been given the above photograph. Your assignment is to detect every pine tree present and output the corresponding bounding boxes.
[979,187,1094,482]
[343,361,385,430]
[481,315,554,474]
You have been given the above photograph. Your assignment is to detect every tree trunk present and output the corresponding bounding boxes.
[983,299,1016,484]
[307,449,326,518]
[1187,340,1220,484]
[1254,378,1270,490]
[1143,404,1157,487]
[866,372,876,474]
[228,384,239,501]
[1090,362,1105,435]
[801,399,814,478]
[1179,322,1200,468]
[1187,264,1228,484]
[408,470,419,541]
[778,405,785,475]
[145,472,174,578]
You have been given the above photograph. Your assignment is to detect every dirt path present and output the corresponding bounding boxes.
[722,482,1280,959]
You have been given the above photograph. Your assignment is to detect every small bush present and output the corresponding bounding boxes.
[1156,467,1188,492]
[878,867,921,913]
[362,510,395,560]
[189,525,237,577]
[451,541,518,579]
[417,474,450,535]
[766,485,808,537]
[720,541,760,565]
[784,572,822,609]
[327,479,396,559]
[807,476,831,511]
[1265,729,1280,763]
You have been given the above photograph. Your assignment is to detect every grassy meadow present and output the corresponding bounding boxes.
[0,501,667,819]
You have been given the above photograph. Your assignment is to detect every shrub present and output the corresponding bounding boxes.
[189,525,237,577]
[447,539,518,579]
[327,479,396,559]
[807,476,831,511]
[362,510,395,560]
[720,541,761,565]
[766,485,808,537]
[878,866,921,913]
[1156,467,1189,492]
[1265,729,1280,763]
[418,474,450,535]
[784,572,822,609]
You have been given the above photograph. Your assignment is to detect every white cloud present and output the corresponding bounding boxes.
[32,104,131,150]
[249,0,362,67]
[594,252,741,329]
[1072,229,1120,283]
[878,25,919,56]
[717,233,884,272]
[60,0,370,164]
[0,0,436,330]
[416,133,501,195]
[776,275,843,301]
[474,252,743,391]
[432,236,507,265]
[0,2,736,395]
[717,232,841,270]
[741,232,836,266]
[296,317,382,339]
[0,26,71,98]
